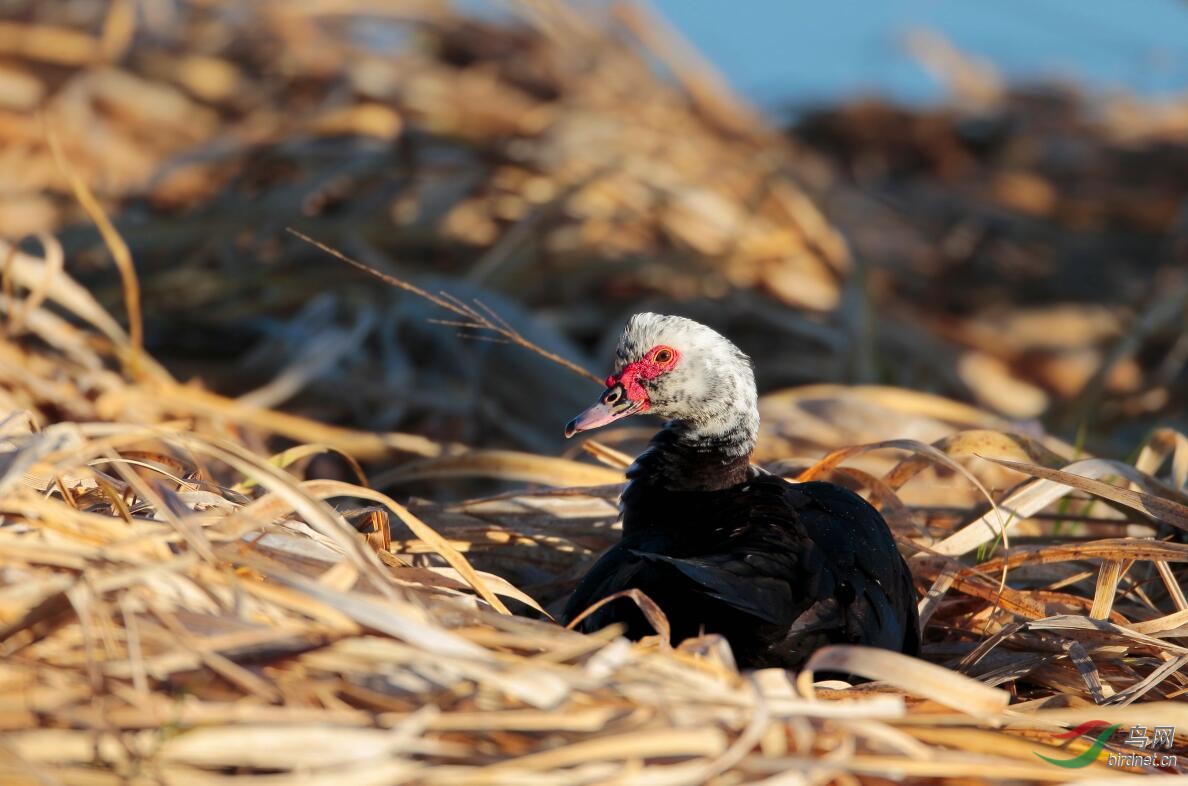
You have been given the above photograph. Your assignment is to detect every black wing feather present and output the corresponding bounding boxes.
[562,475,920,670]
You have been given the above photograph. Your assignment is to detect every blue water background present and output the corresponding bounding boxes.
[649,0,1188,109]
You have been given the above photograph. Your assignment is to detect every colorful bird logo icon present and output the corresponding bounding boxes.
[1035,720,1121,768]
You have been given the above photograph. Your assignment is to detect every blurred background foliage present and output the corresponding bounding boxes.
[2,0,1186,470]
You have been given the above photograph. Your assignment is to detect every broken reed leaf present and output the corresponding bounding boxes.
[1135,427,1188,489]
[1102,654,1188,706]
[903,557,1049,618]
[1088,558,1124,620]
[985,456,1188,532]
[972,538,1188,574]
[1154,560,1188,611]
[148,602,284,702]
[1026,614,1188,656]
[1061,639,1110,703]
[931,454,1188,557]
[917,564,957,628]
[804,645,1011,717]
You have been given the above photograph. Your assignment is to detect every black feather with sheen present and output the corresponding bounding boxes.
[563,429,920,670]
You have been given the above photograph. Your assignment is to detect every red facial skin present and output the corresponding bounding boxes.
[608,345,680,409]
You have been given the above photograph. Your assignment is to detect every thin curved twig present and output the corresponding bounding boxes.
[287,228,602,385]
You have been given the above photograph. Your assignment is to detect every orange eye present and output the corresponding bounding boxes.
[653,347,674,365]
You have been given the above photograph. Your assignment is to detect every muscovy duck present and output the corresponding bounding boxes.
[561,313,920,669]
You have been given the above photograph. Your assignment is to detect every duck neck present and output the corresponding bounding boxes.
[625,408,758,494]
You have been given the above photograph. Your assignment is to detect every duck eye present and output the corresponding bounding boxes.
[654,348,674,365]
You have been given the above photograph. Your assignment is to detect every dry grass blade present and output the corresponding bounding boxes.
[46,125,146,378]
[489,727,727,772]
[1061,639,1111,703]
[971,539,1188,573]
[931,454,1188,556]
[149,383,449,461]
[797,437,1003,524]
[986,456,1188,532]
[579,439,635,469]
[159,725,431,768]
[1135,428,1188,490]
[371,450,624,488]
[1103,654,1188,706]
[3,233,61,335]
[297,478,513,615]
[1155,560,1188,610]
[803,645,1011,718]
[565,588,671,646]
[236,443,370,492]
[1027,615,1188,655]
[881,429,1070,490]
[0,238,131,345]
[1089,559,1124,619]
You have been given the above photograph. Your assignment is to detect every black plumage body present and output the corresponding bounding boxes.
[562,427,920,670]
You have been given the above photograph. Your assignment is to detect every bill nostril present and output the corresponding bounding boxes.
[604,387,621,405]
